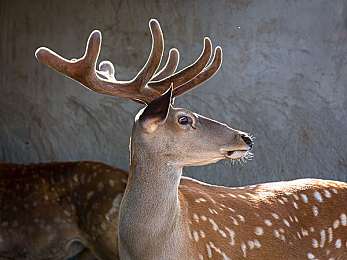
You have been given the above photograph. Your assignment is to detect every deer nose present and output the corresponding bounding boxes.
[241,135,253,150]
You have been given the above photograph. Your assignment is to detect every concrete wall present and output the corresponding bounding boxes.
[1,0,346,187]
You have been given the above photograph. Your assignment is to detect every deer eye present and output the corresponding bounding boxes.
[178,116,190,125]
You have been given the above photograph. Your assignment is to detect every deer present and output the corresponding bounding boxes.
[0,161,128,260]
[1,17,220,260]
[33,19,347,259]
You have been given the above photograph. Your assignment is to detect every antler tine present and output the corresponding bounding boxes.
[147,37,212,93]
[132,19,164,90]
[173,46,222,98]
[151,48,179,81]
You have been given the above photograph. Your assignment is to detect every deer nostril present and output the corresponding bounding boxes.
[241,135,253,150]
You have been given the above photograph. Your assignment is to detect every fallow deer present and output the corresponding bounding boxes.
[0,161,127,259]
[34,19,347,259]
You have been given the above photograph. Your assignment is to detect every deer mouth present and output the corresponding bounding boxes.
[221,149,248,160]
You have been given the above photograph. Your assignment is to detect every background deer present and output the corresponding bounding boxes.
[0,161,127,260]
[34,19,347,259]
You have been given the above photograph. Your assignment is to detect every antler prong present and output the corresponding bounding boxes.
[173,46,222,98]
[83,30,102,72]
[151,48,179,81]
[133,19,163,89]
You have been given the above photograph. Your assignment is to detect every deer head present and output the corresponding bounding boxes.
[133,86,252,168]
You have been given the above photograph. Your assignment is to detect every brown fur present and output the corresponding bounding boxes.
[0,161,128,260]
[118,97,347,259]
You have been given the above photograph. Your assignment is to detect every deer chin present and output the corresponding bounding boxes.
[221,149,248,160]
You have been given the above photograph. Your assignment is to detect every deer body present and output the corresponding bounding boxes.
[0,161,127,260]
[118,96,347,260]
[177,178,347,260]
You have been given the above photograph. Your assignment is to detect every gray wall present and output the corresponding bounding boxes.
[1,0,346,186]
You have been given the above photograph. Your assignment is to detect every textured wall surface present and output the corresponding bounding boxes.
[1,0,346,187]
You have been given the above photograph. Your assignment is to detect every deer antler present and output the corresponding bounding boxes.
[35,19,222,104]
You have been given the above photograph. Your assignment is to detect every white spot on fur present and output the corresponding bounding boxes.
[301,228,309,236]
[312,239,318,248]
[271,213,280,219]
[320,229,326,248]
[283,219,290,227]
[241,242,247,257]
[254,239,261,248]
[225,227,235,245]
[307,253,315,259]
[229,216,239,225]
[209,218,218,231]
[206,243,212,258]
[340,213,347,226]
[193,231,199,242]
[219,229,227,238]
[323,190,331,198]
[312,206,319,217]
[333,220,339,229]
[264,219,272,226]
[237,215,245,222]
[301,194,308,203]
[198,254,203,260]
[200,230,206,238]
[186,225,192,240]
[195,198,207,203]
[335,239,341,248]
[255,226,263,236]
[314,191,323,202]
[328,227,333,243]
[274,230,280,238]
[97,181,104,190]
[248,240,255,249]
[278,199,284,204]
[201,215,207,221]
[193,213,199,223]
[293,201,299,209]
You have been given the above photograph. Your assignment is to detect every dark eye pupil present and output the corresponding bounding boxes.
[179,116,189,125]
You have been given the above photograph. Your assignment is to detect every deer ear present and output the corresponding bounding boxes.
[139,85,173,134]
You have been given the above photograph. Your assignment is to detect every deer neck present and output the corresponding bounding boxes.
[118,136,183,258]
